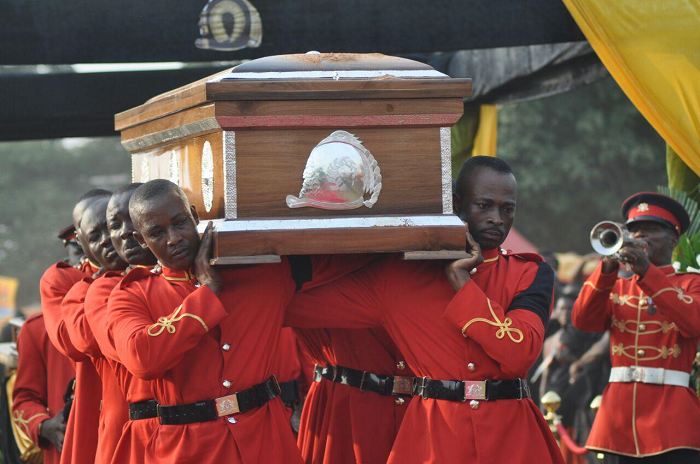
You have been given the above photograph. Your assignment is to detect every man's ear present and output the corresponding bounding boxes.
[669,230,680,249]
[452,193,462,216]
[133,230,149,249]
[190,205,199,225]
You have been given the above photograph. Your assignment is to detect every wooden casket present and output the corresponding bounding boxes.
[115,53,471,263]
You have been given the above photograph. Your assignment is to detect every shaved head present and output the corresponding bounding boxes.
[129,180,189,224]
[73,188,112,229]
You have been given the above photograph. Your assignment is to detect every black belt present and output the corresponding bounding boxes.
[279,380,300,406]
[412,377,531,402]
[157,376,281,425]
[314,364,404,397]
[129,400,159,420]
[314,364,530,402]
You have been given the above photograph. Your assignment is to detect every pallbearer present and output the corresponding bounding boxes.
[39,190,109,464]
[13,286,74,463]
[68,184,159,464]
[108,180,302,464]
[286,157,564,464]
[61,193,128,464]
[573,192,700,464]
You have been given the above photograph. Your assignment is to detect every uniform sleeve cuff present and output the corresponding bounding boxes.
[442,280,485,331]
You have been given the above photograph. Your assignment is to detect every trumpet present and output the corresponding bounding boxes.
[590,221,647,260]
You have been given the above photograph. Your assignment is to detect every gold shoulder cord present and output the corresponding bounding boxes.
[650,287,693,304]
[148,305,209,337]
[461,299,524,343]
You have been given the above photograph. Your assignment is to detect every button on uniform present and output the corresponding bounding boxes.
[638,324,646,332]
[470,400,480,410]
[395,397,405,405]
[467,362,476,372]
[637,349,646,357]
[227,417,236,424]
[222,343,231,351]
[223,380,231,388]
[397,361,406,371]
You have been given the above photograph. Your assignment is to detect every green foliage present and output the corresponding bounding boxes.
[657,187,700,272]
[498,78,667,253]
[0,138,130,310]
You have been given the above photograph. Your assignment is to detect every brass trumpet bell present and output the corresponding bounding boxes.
[590,221,646,257]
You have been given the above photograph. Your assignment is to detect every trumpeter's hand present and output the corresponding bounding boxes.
[617,244,650,278]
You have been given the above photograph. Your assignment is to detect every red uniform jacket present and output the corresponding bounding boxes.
[273,328,303,426]
[285,249,563,464]
[12,313,75,464]
[60,279,104,464]
[85,271,157,464]
[40,261,95,362]
[107,262,303,464]
[39,260,98,464]
[291,254,410,464]
[572,263,700,457]
[64,275,131,464]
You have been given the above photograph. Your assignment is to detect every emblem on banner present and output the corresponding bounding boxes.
[286,130,382,211]
[195,0,263,51]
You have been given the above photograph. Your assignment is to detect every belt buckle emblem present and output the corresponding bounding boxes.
[630,366,644,382]
[463,381,486,401]
[392,376,414,396]
[215,394,240,417]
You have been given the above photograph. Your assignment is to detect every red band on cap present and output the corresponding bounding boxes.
[627,204,680,233]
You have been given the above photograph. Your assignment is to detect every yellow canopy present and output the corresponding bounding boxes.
[563,0,700,174]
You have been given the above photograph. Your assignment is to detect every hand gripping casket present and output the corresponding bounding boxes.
[115,53,471,263]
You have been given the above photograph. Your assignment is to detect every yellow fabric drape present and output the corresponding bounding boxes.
[562,0,700,174]
[471,105,498,158]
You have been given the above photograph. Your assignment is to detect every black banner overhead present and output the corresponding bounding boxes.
[0,0,584,65]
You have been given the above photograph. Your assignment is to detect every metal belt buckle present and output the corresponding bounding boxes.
[517,378,523,401]
[392,376,414,396]
[215,394,240,417]
[331,365,338,382]
[359,371,368,391]
[419,376,429,399]
[630,366,644,383]
[462,380,487,402]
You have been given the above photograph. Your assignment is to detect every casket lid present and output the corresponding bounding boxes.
[115,53,470,131]
[217,52,445,80]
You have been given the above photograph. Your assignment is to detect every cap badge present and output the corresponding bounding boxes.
[637,203,650,212]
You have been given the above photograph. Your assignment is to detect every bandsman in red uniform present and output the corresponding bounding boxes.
[39,190,110,464]
[12,313,75,464]
[285,157,564,464]
[107,180,303,464]
[572,192,700,464]
[61,191,128,464]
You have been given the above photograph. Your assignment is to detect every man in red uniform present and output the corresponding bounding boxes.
[13,312,75,464]
[39,190,110,464]
[289,255,413,464]
[67,184,159,464]
[107,179,303,464]
[285,156,563,464]
[60,192,128,464]
[572,192,700,464]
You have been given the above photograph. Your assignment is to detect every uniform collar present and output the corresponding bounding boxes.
[656,263,675,277]
[480,248,502,265]
[81,259,100,275]
[159,265,197,283]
